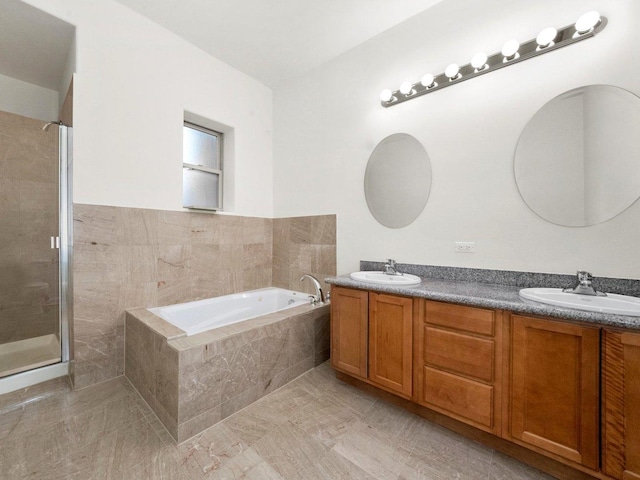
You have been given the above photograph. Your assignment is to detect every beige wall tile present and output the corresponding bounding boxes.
[73,331,119,389]
[178,354,224,423]
[157,279,191,307]
[155,350,179,420]
[122,246,158,284]
[74,244,124,284]
[177,405,221,443]
[242,217,273,245]
[73,204,119,247]
[289,314,315,367]
[157,245,191,282]
[157,210,193,245]
[241,266,272,292]
[271,215,336,293]
[220,339,261,403]
[118,208,158,246]
[243,243,272,269]
[18,181,57,213]
[74,282,121,339]
[0,177,20,212]
[220,383,262,420]
[73,204,336,395]
[119,282,158,311]
[259,332,289,384]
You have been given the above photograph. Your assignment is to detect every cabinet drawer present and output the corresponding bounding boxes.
[426,301,495,336]
[422,366,493,427]
[424,327,494,382]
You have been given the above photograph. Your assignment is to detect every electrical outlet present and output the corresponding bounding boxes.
[454,241,475,253]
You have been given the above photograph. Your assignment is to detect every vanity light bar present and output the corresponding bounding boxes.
[380,11,607,108]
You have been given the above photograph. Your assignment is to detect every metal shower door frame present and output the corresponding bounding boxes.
[59,125,73,363]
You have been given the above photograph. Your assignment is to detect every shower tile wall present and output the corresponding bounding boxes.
[72,205,336,389]
[0,110,59,345]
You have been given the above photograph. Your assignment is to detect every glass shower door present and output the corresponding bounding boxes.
[0,110,61,378]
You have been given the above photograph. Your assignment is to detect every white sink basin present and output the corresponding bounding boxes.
[519,288,640,317]
[350,271,421,286]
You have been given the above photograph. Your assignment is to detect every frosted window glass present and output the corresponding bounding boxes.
[183,126,219,169]
[182,168,220,209]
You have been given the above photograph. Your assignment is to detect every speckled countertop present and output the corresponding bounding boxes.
[325,272,640,331]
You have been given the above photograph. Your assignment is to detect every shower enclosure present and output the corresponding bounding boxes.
[0,110,71,391]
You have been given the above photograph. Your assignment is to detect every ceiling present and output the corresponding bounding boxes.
[0,0,74,91]
[113,0,444,88]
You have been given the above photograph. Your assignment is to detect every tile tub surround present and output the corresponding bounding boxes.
[0,362,552,480]
[327,262,640,329]
[273,215,337,296]
[0,110,60,345]
[125,302,330,442]
[72,203,335,390]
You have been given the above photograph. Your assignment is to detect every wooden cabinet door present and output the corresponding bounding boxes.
[330,287,368,379]
[602,330,640,480]
[509,315,599,470]
[368,293,413,397]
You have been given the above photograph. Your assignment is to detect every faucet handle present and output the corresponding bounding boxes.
[577,271,593,283]
[386,259,396,267]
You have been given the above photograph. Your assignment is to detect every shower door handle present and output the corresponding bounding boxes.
[50,236,60,249]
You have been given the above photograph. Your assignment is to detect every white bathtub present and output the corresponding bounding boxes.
[148,287,311,336]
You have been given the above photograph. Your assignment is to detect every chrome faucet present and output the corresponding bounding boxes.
[384,259,402,276]
[300,274,325,304]
[563,270,606,297]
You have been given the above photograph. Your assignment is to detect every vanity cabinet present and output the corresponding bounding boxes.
[602,330,640,480]
[330,287,368,378]
[330,284,639,479]
[368,292,413,396]
[507,314,600,470]
[416,301,503,434]
[330,287,413,397]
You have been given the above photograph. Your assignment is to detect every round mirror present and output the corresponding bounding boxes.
[364,133,432,228]
[515,85,640,226]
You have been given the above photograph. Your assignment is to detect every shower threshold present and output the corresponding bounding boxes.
[0,334,61,378]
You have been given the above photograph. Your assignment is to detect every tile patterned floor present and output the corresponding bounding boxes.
[0,362,553,479]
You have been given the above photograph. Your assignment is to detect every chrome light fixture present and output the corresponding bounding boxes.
[399,81,415,95]
[421,73,436,89]
[380,11,606,107]
[574,11,601,35]
[471,52,488,72]
[536,27,558,49]
[501,39,521,61]
[445,63,460,81]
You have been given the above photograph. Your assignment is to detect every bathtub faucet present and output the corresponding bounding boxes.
[300,274,325,305]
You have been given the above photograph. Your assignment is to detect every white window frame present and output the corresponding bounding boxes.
[182,121,223,211]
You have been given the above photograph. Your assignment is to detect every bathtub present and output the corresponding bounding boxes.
[126,288,330,442]
[149,287,310,336]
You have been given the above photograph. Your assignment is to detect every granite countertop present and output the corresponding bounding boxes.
[325,274,640,331]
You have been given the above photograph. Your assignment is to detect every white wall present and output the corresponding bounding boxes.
[0,73,58,121]
[58,33,76,108]
[274,0,640,279]
[24,0,274,217]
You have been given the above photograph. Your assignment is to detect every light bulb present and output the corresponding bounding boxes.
[501,39,520,60]
[445,63,460,80]
[536,27,558,48]
[471,52,488,71]
[380,89,393,102]
[421,74,436,88]
[400,81,414,95]
[575,11,601,34]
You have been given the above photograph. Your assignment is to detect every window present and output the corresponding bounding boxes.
[182,122,223,210]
